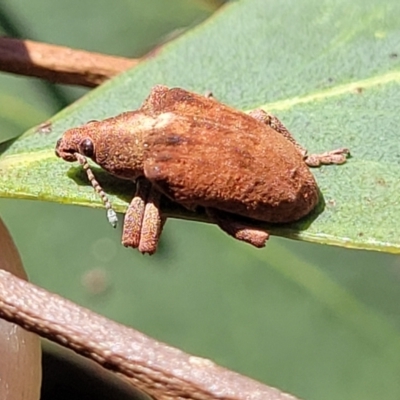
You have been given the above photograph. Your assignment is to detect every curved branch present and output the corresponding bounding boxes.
[0,269,301,400]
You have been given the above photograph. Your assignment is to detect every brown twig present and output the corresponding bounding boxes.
[0,269,301,400]
[0,37,138,87]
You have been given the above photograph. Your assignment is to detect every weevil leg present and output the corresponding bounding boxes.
[249,109,307,153]
[138,187,165,255]
[122,178,148,249]
[206,208,269,248]
[249,109,350,166]
[303,148,350,167]
[122,178,165,254]
[140,85,170,110]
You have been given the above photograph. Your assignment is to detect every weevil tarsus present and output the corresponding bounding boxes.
[249,109,350,166]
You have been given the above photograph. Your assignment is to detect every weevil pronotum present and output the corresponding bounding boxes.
[55,85,349,254]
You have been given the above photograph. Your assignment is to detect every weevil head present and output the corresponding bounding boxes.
[55,113,152,179]
[55,123,98,162]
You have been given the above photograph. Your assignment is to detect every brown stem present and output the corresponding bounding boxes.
[0,37,138,87]
[0,269,301,400]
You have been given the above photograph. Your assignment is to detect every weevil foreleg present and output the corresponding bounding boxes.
[122,178,165,254]
[206,208,269,248]
[249,109,350,166]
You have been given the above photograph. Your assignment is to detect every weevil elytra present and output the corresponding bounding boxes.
[55,85,349,254]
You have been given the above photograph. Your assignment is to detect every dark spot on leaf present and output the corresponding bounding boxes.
[375,178,386,186]
[36,121,52,134]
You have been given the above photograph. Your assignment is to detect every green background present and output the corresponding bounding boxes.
[1,1,400,400]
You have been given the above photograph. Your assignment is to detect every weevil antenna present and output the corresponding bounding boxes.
[75,153,118,228]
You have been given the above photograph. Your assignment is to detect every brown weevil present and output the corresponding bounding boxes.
[55,85,349,254]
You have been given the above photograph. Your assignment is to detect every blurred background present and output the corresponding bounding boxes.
[0,1,400,399]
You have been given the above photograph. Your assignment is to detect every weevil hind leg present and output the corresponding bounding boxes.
[206,208,269,248]
[122,178,165,255]
[249,109,307,154]
[302,148,350,167]
[249,109,350,166]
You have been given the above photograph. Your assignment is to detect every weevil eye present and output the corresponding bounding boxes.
[79,138,94,157]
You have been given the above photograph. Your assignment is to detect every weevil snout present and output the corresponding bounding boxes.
[55,136,79,162]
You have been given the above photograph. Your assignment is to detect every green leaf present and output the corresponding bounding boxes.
[0,0,399,254]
